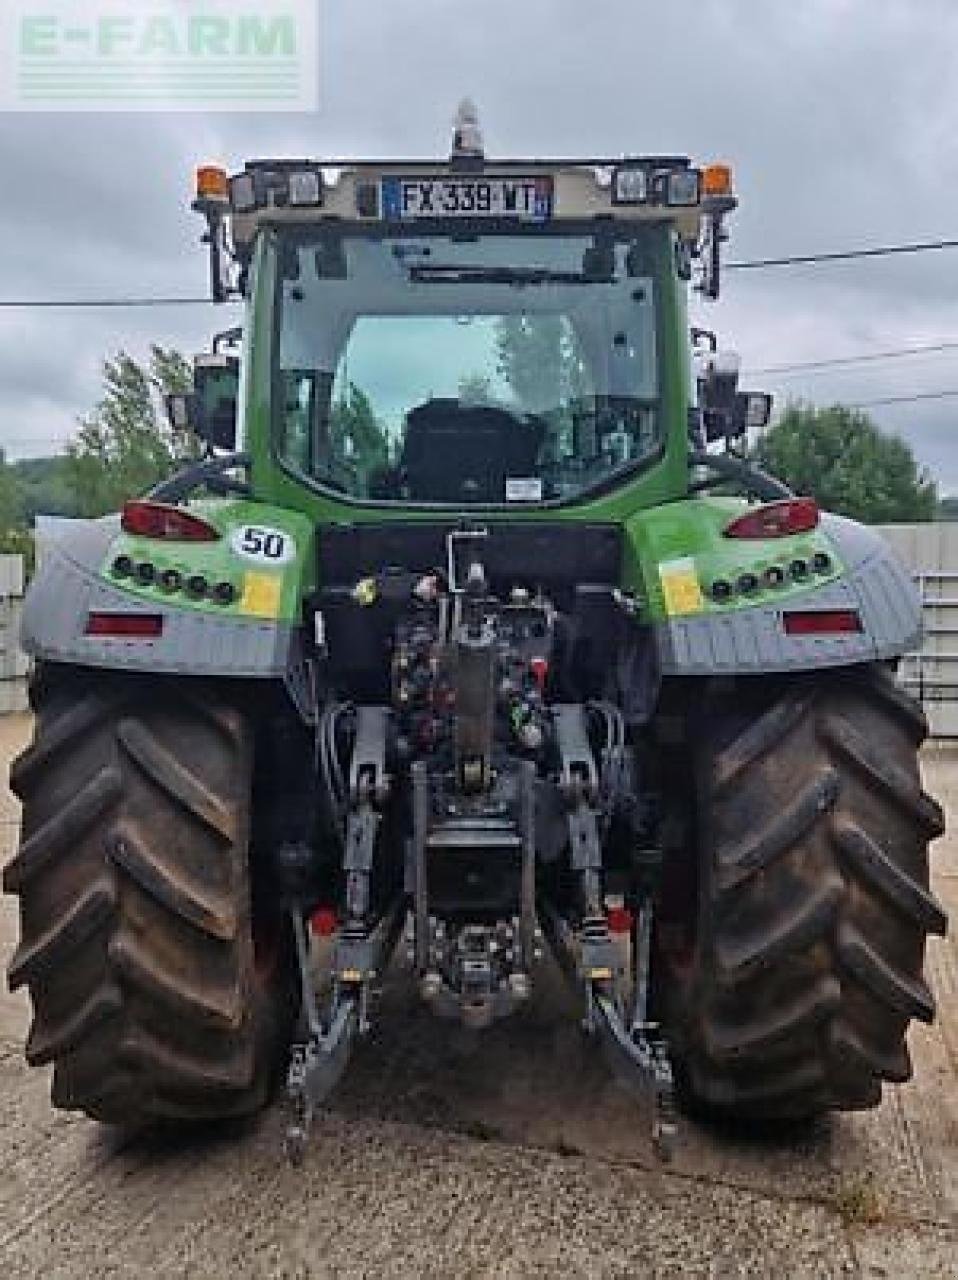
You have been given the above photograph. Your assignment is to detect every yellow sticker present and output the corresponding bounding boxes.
[660,557,704,616]
[240,572,282,619]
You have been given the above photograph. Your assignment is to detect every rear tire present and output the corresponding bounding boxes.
[4,673,296,1124]
[663,665,947,1120]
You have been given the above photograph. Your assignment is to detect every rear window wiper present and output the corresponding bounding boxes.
[407,264,615,286]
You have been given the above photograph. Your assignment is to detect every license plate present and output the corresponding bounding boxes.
[381,176,553,222]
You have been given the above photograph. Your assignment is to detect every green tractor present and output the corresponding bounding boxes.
[6,105,947,1158]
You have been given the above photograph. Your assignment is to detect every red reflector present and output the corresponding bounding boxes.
[529,656,549,692]
[724,497,819,539]
[310,907,338,937]
[85,612,164,638]
[783,609,862,636]
[607,905,633,935]
[121,500,219,542]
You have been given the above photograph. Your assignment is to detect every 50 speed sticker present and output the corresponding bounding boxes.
[230,525,296,568]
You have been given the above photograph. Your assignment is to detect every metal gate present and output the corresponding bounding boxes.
[878,525,958,739]
[0,554,28,714]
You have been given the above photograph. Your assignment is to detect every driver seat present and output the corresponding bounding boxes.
[400,399,543,503]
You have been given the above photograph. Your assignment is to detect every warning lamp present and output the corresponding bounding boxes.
[702,164,733,198]
[196,165,229,202]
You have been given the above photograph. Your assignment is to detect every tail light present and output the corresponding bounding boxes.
[121,500,220,542]
[783,609,862,636]
[724,497,819,539]
[85,612,164,638]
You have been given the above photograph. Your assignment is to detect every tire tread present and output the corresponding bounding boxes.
[671,668,946,1119]
[5,675,289,1124]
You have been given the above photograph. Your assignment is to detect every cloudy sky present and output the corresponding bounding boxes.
[3,0,958,489]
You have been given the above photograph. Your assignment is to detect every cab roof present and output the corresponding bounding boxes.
[222,155,734,254]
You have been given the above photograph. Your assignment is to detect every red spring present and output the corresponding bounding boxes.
[606,905,634,935]
[310,907,338,937]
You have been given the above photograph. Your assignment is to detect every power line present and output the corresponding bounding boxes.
[850,389,958,409]
[746,339,958,377]
[728,237,958,270]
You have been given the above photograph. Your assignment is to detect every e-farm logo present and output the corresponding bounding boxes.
[0,1,318,111]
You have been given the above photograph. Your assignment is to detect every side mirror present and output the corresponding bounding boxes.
[700,349,741,409]
[165,352,239,451]
[703,392,773,443]
[698,349,741,442]
[736,391,773,433]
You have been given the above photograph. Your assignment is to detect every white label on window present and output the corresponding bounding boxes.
[505,477,543,502]
[230,525,296,567]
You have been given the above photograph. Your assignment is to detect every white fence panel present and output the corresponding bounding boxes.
[0,554,27,714]
[877,524,958,738]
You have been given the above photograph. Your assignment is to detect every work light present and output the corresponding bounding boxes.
[612,166,648,204]
[666,169,701,206]
[230,173,257,214]
[288,169,323,207]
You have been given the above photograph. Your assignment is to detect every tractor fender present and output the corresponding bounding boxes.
[20,511,311,705]
[654,514,921,676]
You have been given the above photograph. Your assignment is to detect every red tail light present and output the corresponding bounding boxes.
[783,609,862,636]
[724,497,819,539]
[85,612,164,638]
[121,500,220,542]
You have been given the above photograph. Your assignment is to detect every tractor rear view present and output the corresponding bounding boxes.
[6,105,946,1158]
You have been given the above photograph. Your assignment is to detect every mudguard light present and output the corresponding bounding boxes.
[783,610,862,636]
[121,501,220,542]
[85,613,164,638]
[724,497,819,539]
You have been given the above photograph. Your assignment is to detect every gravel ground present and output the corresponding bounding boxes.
[0,710,956,1278]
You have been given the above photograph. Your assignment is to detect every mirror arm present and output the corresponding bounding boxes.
[688,449,792,502]
[192,198,232,303]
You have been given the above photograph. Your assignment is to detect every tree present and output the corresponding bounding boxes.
[753,403,937,524]
[496,315,586,411]
[0,450,33,566]
[12,456,81,521]
[65,346,193,518]
[457,372,494,404]
[0,450,24,534]
[329,382,389,488]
